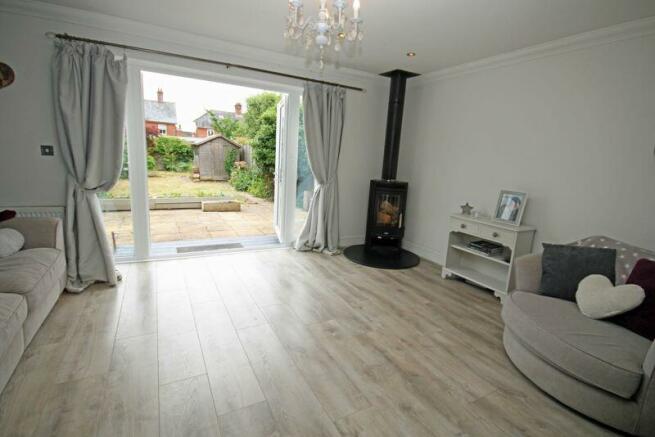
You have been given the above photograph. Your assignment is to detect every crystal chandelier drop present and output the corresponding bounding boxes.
[285,0,364,70]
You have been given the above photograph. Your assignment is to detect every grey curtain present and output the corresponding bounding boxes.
[295,83,346,253]
[52,41,128,292]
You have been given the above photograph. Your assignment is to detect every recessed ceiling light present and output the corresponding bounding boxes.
[406,51,416,57]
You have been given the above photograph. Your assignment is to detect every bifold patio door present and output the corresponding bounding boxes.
[109,61,300,260]
[273,93,301,245]
[273,95,287,242]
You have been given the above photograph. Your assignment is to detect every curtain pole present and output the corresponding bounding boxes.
[45,32,366,93]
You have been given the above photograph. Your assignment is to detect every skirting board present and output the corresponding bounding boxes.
[401,239,443,265]
[340,235,365,247]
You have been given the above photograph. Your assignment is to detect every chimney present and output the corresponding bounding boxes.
[157,88,164,103]
[234,102,242,116]
[380,70,419,180]
[342,69,421,270]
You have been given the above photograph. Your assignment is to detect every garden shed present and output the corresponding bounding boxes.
[192,134,241,181]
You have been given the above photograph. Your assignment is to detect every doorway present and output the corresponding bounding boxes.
[101,61,301,260]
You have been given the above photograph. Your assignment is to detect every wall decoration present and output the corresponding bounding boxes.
[494,190,527,226]
[460,202,474,215]
[0,63,15,89]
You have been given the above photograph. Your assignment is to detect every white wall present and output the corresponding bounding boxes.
[0,2,387,244]
[399,31,655,262]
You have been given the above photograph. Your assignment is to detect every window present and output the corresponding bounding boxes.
[207,129,214,136]
[157,124,167,135]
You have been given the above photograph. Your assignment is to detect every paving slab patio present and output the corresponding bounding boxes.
[103,197,308,250]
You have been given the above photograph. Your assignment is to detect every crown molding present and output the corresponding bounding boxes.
[410,15,655,88]
[0,0,387,90]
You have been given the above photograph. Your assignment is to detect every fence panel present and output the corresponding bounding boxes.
[241,144,253,167]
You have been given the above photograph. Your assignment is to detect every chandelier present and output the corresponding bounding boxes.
[285,0,363,69]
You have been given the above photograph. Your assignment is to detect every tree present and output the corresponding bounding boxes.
[208,111,243,140]
[151,136,193,172]
[242,93,280,176]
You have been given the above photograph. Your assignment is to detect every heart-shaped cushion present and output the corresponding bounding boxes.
[576,274,645,319]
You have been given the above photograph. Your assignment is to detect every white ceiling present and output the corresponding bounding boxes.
[37,0,655,74]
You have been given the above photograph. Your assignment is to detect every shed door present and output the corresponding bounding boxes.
[210,143,220,180]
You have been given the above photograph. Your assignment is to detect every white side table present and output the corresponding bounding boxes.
[442,213,536,299]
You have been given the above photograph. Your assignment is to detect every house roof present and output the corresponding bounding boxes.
[175,136,204,145]
[194,109,239,128]
[191,134,242,148]
[144,100,177,124]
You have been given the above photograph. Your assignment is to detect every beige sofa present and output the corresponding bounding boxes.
[0,218,66,393]
[503,251,655,436]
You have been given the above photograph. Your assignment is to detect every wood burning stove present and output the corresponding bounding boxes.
[365,180,408,251]
[344,70,421,269]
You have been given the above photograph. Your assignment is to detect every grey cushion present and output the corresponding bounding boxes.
[539,243,616,301]
[502,291,651,399]
[503,328,642,434]
[575,236,655,284]
[0,248,66,344]
[0,293,27,360]
[0,248,64,295]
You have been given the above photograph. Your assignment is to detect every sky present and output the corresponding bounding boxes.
[141,71,268,132]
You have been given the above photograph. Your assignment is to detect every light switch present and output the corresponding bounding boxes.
[40,145,54,156]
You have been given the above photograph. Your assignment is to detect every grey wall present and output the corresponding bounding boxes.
[0,13,68,205]
[0,7,387,244]
[399,32,655,262]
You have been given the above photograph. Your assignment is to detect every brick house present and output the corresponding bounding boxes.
[144,89,178,136]
[193,102,243,138]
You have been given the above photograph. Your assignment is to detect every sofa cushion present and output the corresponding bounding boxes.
[575,236,655,284]
[0,248,64,295]
[0,247,66,312]
[539,243,616,301]
[610,259,655,340]
[575,274,645,319]
[502,291,651,399]
[0,228,24,258]
[0,293,27,360]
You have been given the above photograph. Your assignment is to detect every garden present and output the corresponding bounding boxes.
[102,91,311,249]
[104,92,283,201]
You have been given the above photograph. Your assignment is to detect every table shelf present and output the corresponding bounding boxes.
[443,214,536,298]
[450,243,510,266]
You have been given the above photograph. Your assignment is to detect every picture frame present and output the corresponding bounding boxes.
[494,190,527,226]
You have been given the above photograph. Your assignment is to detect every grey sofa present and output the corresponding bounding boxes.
[503,252,655,436]
[0,218,66,393]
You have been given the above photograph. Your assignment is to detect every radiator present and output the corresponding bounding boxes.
[5,206,65,220]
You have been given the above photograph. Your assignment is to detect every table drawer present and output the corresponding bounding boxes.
[478,224,515,247]
[450,217,478,235]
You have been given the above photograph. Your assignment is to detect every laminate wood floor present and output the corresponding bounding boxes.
[0,249,618,437]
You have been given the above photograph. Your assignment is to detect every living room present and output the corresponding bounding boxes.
[0,1,654,436]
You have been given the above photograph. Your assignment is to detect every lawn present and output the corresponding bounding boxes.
[103,171,248,201]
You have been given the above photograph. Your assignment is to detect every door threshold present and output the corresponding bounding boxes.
[114,234,285,263]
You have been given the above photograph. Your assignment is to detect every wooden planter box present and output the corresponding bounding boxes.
[100,196,236,212]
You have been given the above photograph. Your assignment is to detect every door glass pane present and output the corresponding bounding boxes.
[294,99,311,238]
[375,193,401,227]
[100,131,135,258]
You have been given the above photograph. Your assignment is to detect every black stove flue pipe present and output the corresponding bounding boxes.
[379,69,420,181]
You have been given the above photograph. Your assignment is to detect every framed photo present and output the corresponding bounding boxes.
[494,190,527,226]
